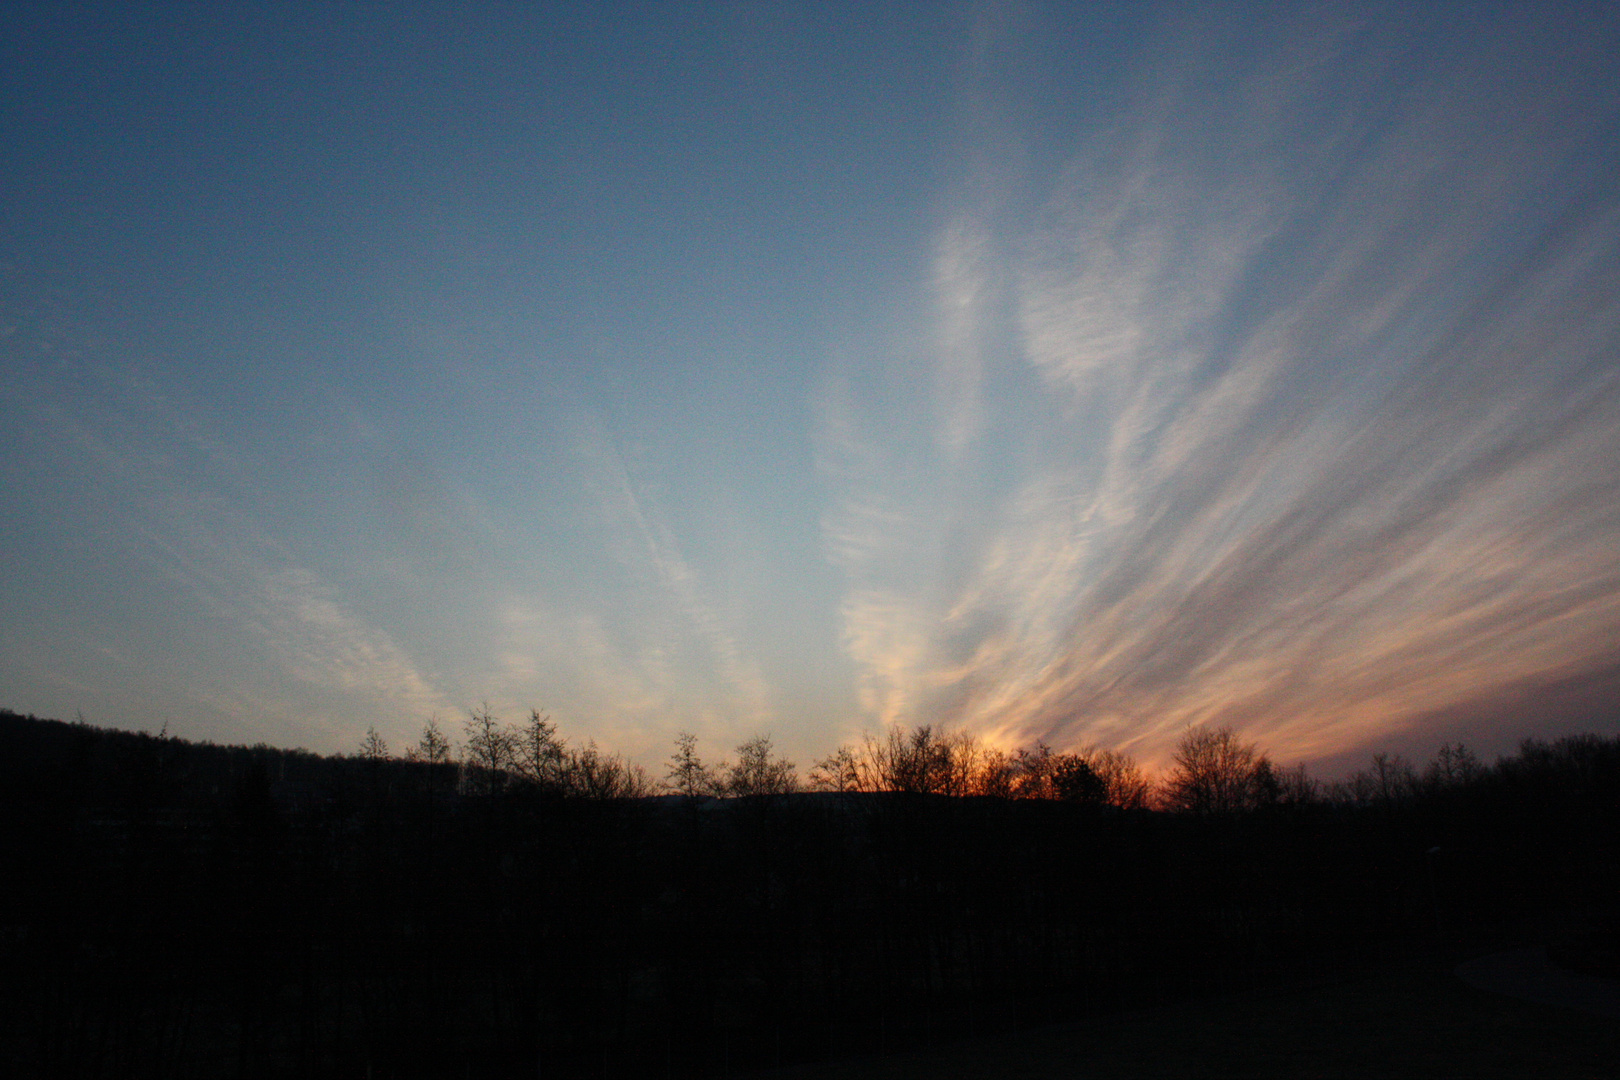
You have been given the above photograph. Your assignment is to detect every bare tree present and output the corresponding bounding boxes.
[1329,769,1378,807]
[1370,752,1419,804]
[808,744,864,793]
[808,730,1152,807]
[463,703,516,797]
[865,725,957,794]
[1424,743,1482,789]
[665,732,724,799]
[1161,725,1269,814]
[1330,751,1421,806]
[358,726,390,761]
[1066,745,1150,809]
[725,735,798,797]
[1050,752,1108,804]
[1275,761,1320,805]
[1009,743,1055,799]
[975,747,1019,798]
[939,730,985,796]
[351,724,392,805]
[406,717,452,765]
[513,708,567,793]
[1252,756,1283,807]
[562,741,652,800]
[1005,742,1112,802]
[405,716,455,802]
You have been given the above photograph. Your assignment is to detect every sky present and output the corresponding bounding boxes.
[3,1,1618,778]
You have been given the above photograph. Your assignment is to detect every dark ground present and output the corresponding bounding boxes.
[742,948,1620,1080]
[3,712,1616,1078]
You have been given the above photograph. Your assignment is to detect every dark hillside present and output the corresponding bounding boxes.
[1,710,1615,1078]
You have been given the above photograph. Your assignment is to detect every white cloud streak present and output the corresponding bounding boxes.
[0,333,454,747]
[820,7,1620,768]
[556,414,777,738]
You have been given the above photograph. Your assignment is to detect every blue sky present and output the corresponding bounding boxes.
[3,2,1618,776]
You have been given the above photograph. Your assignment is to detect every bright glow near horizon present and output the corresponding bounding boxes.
[3,3,1618,776]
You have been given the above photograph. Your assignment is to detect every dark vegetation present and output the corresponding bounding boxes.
[1,706,1615,1078]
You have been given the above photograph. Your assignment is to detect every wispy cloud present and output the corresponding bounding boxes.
[552,412,777,738]
[244,566,444,711]
[931,214,992,456]
[820,8,1620,768]
[1,336,454,746]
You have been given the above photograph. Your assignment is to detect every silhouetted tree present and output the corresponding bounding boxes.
[665,731,723,799]
[938,729,986,796]
[1082,746,1152,809]
[725,735,797,797]
[405,716,455,797]
[1424,742,1483,789]
[1350,751,1419,805]
[1272,760,1320,806]
[808,744,863,792]
[512,707,567,793]
[356,725,392,805]
[358,726,390,761]
[1161,725,1270,814]
[1252,755,1283,806]
[975,747,1020,798]
[1004,741,1113,802]
[1050,752,1108,804]
[866,724,955,794]
[462,704,515,797]
[562,741,652,799]
[808,729,1148,804]
[405,716,451,764]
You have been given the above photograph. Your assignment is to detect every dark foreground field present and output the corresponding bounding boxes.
[3,710,1616,1078]
[746,950,1619,1080]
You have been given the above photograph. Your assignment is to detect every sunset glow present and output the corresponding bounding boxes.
[3,3,1617,775]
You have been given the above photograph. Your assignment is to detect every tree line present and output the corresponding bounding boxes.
[351,704,1506,817]
[2,705,1615,1078]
